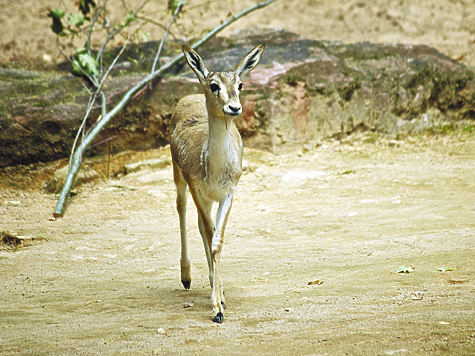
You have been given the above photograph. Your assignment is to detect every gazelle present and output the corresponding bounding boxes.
[170,44,265,323]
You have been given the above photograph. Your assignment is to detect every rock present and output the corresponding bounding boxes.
[157,328,167,335]
[248,39,475,154]
[124,157,171,174]
[44,164,99,193]
[243,147,277,165]
[1,28,474,167]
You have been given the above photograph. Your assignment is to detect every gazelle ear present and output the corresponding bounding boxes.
[183,45,209,84]
[235,44,265,78]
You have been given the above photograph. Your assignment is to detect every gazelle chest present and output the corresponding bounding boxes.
[201,136,242,202]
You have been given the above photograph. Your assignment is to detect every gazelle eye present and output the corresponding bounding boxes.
[209,83,220,94]
[238,83,243,91]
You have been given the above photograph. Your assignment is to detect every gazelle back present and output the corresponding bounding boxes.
[170,44,265,323]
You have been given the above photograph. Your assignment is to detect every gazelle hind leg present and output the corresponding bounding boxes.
[175,169,191,289]
[198,212,214,288]
[220,277,226,310]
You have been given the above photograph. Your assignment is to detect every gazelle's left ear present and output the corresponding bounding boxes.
[235,44,265,78]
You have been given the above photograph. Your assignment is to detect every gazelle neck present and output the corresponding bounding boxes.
[204,112,239,184]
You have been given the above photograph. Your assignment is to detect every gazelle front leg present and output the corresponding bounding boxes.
[188,186,220,296]
[211,192,234,323]
[198,202,215,287]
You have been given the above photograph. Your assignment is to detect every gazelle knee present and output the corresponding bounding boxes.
[211,242,222,256]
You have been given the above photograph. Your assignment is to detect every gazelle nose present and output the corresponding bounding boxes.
[226,104,242,116]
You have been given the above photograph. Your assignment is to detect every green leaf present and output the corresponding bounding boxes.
[167,0,181,14]
[48,8,65,19]
[435,267,458,272]
[396,266,413,273]
[137,31,149,42]
[47,9,65,35]
[79,0,96,16]
[79,53,99,76]
[67,13,85,27]
[72,51,99,77]
[72,59,83,76]
[123,11,136,27]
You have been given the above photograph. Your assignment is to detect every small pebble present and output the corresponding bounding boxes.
[157,328,167,335]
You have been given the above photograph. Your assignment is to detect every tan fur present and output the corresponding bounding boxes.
[171,94,242,190]
[170,45,264,323]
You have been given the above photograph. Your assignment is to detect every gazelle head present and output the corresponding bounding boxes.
[183,44,265,120]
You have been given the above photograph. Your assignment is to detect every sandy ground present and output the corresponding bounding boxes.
[1,134,475,355]
[1,0,475,355]
[1,0,475,67]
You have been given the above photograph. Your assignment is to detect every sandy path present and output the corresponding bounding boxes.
[1,136,474,355]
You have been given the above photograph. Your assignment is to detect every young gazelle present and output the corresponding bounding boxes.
[170,44,265,323]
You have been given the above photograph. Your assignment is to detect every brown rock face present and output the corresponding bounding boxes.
[1,29,474,167]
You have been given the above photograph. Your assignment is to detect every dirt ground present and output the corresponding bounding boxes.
[1,0,475,355]
[1,134,475,355]
[1,0,475,67]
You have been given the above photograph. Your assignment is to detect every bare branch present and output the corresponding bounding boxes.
[134,0,153,16]
[61,0,71,14]
[186,0,228,11]
[69,97,96,171]
[90,135,121,149]
[99,38,129,90]
[86,38,130,138]
[189,0,277,51]
[87,0,108,58]
[96,0,149,63]
[120,0,129,12]
[100,90,107,119]
[152,0,185,73]
[71,37,129,170]
[54,37,72,63]
[95,0,148,63]
[135,16,172,34]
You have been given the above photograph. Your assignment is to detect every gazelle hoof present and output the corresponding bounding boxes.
[221,301,226,310]
[182,280,191,290]
[212,312,224,323]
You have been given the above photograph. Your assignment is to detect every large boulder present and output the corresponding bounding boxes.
[1,29,474,167]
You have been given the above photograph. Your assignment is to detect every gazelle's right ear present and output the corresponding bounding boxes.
[183,45,209,85]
